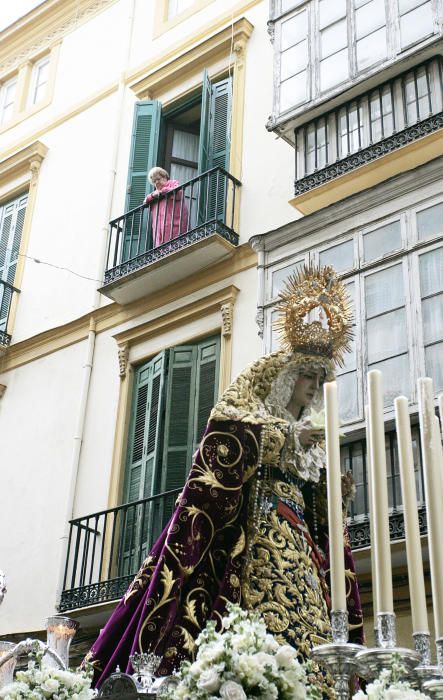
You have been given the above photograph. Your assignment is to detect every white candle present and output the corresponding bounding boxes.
[367,370,394,613]
[365,405,378,621]
[418,378,443,639]
[324,381,346,612]
[438,395,443,438]
[394,396,429,634]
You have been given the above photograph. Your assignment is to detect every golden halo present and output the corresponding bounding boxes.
[274,264,354,367]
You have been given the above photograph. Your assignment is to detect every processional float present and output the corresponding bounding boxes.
[1,371,443,699]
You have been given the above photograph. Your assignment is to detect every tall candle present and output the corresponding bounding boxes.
[418,378,443,639]
[438,395,443,438]
[365,405,378,621]
[324,381,346,612]
[367,370,394,613]
[394,396,429,634]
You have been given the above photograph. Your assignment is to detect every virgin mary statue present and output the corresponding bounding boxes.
[85,266,363,695]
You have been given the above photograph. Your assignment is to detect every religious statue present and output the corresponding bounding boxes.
[85,266,363,696]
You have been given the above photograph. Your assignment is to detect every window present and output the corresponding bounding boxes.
[0,77,17,125]
[120,336,220,571]
[0,193,28,336]
[294,57,442,180]
[122,71,232,260]
[29,56,50,106]
[342,426,424,519]
[271,0,441,119]
[265,196,443,422]
[279,8,309,111]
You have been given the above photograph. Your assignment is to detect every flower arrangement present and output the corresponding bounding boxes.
[164,604,321,700]
[352,656,431,700]
[0,648,95,700]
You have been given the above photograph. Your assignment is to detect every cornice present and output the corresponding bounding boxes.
[0,140,48,189]
[0,0,119,78]
[128,17,254,99]
[113,285,240,347]
[256,156,443,254]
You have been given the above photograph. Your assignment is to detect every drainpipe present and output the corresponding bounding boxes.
[55,0,137,607]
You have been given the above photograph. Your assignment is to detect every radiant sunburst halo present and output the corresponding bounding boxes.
[274,264,354,367]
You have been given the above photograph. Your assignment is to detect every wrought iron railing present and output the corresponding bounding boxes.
[59,488,181,612]
[104,167,241,286]
[0,280,20,347]
[294,56,443,195]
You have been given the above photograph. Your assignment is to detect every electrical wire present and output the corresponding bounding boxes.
[18,252,103,283]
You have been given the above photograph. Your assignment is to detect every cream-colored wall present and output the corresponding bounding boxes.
[0,341,87,635]
[0,0,287,634]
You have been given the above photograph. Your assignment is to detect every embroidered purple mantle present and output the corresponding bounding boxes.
[87,418,363,686]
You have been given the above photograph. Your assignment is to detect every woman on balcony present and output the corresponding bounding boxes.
[143,167,189,248]
[85,266,363,697]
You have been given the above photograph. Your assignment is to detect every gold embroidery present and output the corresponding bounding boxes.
[242,509,335,698]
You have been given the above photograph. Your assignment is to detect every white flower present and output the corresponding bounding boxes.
[196,668,221,693]
[275,644,297,668]
[41,677,60,695]
[219,680,247,700]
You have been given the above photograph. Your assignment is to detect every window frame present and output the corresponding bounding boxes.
[264,193,443,425]
[271,0,442,121]
[28,54,50,107]
[0,75,18,125]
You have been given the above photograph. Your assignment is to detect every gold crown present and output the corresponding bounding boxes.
[274,265,353,367]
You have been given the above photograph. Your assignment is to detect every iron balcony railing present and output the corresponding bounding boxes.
[0,280,20,347]
[59,488,181,612]
[294,56,443,195]
[104,167,241,286]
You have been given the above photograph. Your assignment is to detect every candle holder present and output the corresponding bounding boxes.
[130,652,162,693]
[411,632,442,689]
[0,642,16,690]
[356,613,421,681]
[45,616,79,669]
[311,610,364,700]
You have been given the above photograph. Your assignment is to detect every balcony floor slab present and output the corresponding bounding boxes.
[100,232,237,305]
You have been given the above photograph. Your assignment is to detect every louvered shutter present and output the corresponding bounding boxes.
[123,101,161,262]
[160,337,220,525]
[200,76,232,222]
[0,193,27,331]
[119,351,166,575]
[193,336,220,449]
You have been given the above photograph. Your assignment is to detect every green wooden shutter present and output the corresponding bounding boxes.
[197,69,212,173]
[193,336,220,449]
[123,101,161,261]
[0,193,27,331]
[120,351,166,575]
[160,337,220,526]
[198,75,232,222]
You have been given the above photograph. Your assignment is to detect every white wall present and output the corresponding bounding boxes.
[0,341,87,634]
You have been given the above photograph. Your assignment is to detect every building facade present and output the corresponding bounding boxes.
[0,0,441,658]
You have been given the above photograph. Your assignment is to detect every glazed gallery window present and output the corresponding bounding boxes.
[266,197,443,424]
[271,0,440,116]
[294,57,442,179]
[119,337,220,573]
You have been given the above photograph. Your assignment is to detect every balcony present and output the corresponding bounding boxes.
[59,488,181,612]
[290,57,443,214]
[100,168,241,305]
[0,280,20,348]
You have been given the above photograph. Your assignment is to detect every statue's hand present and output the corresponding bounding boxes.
[298,428,324,449]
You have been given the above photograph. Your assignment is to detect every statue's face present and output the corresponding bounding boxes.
[290,370,324,408]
